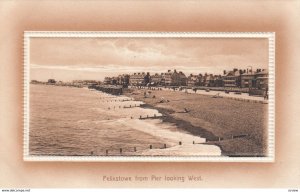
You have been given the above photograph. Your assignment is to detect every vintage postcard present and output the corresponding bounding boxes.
[23,32,275,162]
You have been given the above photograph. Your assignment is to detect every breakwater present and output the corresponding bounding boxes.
[88,85,123,95]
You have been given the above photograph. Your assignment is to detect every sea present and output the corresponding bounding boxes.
[29,84,221,156]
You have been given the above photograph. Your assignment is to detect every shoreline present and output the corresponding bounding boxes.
[30,84,266,157]
[124,88,268,157]
[139,103,231,156]
[30,84,221,156]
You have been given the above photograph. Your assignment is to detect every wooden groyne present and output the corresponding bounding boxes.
[88,85,123,95]
[89,140,186,156]
[139,114,166,120]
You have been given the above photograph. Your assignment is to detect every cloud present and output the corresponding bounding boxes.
[29,37,268,81]
[30,63,215,74]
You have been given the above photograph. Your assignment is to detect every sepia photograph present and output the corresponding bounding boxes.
[24,32,275,161]
[3,0,300,189]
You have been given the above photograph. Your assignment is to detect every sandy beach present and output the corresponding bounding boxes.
[124,87,268,157]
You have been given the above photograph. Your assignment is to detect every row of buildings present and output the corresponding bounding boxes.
[104,68,268,89]
[31,79,102,88]
[223,68,268,89]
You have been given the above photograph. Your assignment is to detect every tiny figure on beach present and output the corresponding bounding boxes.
[193,88,197,93]
[212,93,223,98]
[144,91,149,98]
[184,108,190,113]
[159,97,169,103]
[264,87,269,100]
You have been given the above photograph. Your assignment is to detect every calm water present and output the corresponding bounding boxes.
[29,84,221,156]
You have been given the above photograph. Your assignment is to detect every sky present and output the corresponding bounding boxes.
[30,37,269,81]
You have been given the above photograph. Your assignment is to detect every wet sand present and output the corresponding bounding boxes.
[124,87,268,157]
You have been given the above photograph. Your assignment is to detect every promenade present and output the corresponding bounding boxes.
[160,87,267,103]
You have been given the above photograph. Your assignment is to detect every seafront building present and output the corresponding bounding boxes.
[162,70,173,86]
[254,69,268,89]
[161,69,187,86]
[187,74,200,87]
[204,74,215,87]
[128,72,150,86]
[223,69,242,87]
[241,70,255,88]
[176,71,188,86]
[129,72,145,86]
[47,79,56,84]
[150,73,163,85]
[30,67,269,96]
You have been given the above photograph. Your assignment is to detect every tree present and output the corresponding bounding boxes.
[144,72,151,85]
[239,69,243,75]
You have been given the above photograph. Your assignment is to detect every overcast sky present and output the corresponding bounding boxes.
[30,37,268,81]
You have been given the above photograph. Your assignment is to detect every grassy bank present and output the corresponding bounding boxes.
[124,88,268,157]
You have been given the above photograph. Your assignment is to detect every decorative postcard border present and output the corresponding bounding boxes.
[23,31,275,162]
